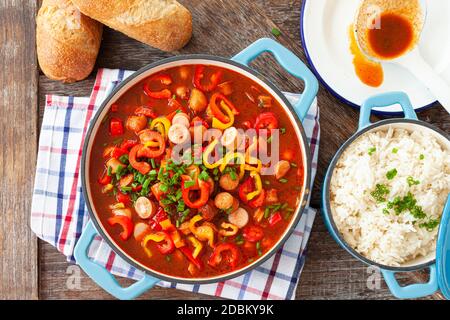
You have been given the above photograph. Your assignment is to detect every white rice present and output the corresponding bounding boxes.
[330,126,450,266]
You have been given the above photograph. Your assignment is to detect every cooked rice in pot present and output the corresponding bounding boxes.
[330,126,450,266]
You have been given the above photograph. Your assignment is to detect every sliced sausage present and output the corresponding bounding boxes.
[214,192,234,210]
[188,88,207,114]
[106,158,124,174]
[198,200,218,221]
[168,123,190,145]
[172,112,190,128]
[219,173,240,191]
[126,115,147,133]
[228,207,249,228]
[134,222,151,242]
[134,196,156,219]
[275,160,291,180]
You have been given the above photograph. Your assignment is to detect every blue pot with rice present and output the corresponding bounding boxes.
[321,92,450,299]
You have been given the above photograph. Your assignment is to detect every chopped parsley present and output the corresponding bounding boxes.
[183,180,196,189]
[271,27,281,37]
[407,176,420,187]
[419,154,425,160]
[419,218,440,231]
[385,192,426,219]
[371,184,390,203]
[386,168,398,180]
[392,148,399,154]
[368,147,376,156]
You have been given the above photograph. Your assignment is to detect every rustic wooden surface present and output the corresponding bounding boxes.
[0,0,39,299]
[4,0,445,299]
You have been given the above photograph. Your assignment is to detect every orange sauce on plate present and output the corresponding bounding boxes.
[367,12,414,59]
[349,25,384,87]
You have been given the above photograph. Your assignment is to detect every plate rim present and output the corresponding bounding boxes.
[299,0,438,116]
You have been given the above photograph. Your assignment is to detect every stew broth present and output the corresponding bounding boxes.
[89,64,305,278]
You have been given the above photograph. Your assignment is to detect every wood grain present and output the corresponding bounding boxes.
[34,0,449,300]
[0,0,39,299]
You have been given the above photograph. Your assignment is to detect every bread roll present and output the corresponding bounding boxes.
[36,0,103,82]
[71,0,192,52]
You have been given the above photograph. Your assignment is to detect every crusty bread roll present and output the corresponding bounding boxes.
[71,0,192,52]
[36,0,103,82]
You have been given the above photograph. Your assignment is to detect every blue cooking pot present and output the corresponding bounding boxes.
[322,92,450,299]
[73,38,319,300]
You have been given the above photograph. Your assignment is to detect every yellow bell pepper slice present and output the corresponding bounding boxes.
[202,140,222,169]
[212,101,234,130]
[245,157,262,172]
[246,171,262,200]
[219,152,245,179]
[159,218,174,231]
[150,117,171,140]
[171,230,186,249]
[219,222,239,237]
[188,215,214,247]
[187,236,203,258]
[141,232,168,257]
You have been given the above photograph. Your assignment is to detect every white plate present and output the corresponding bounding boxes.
[300,0,450,114]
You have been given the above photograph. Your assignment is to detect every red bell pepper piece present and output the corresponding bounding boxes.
[193,65,222,92]
[180,246,203,270]
[238,177,255,204]
[116,191,131,206]
[134,106,158,119]
[136,130,165,159]
[98,171,111,185]
[110,103,119,112]
[208,243,240,269]
[108,215,133,241]
[254,112,279,133]
[149,207,168,231]
[110,147,127,159]
[268,212,282,227]
[209,92,239,123]
[152,74,172,85]
[129,144,151,175]
[249,189,265,209]
[120,139,138,151]
[109,117,124,136]
[154,231,175,255]
[143,83,172,99]
[181,176,210,209]
[242,225,264,243]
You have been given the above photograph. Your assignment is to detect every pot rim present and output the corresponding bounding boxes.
[81,54,313,284]
[323,118,450,272]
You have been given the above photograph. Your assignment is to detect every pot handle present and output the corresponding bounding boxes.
[359,92,418,130]
[381,265,438,299]
[232,38,318,121]
[74,221,159,300]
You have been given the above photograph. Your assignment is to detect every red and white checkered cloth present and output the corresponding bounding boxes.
[31,68,320,300]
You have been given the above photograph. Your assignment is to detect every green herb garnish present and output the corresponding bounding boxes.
[271,27,281,37]
[183,180,196,189]
[368,147,377,156]
[392,148,399,154]
[371,184,390,203]
[419,218,440,231]
[407,176,420,187]
[386,169,398,180]
[419,154,425,160]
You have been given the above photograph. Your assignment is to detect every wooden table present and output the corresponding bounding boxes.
[1,0,448,300]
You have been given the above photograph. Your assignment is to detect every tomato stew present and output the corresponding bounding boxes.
[89,64,305,279]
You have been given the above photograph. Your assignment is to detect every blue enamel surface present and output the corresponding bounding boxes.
[73,221,159,300]
[359,92,418,130]
[437,195,450,299]
[381,266,438,299]
[232,38,318,121]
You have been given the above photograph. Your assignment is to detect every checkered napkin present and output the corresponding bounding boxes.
[31,68,320,300]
